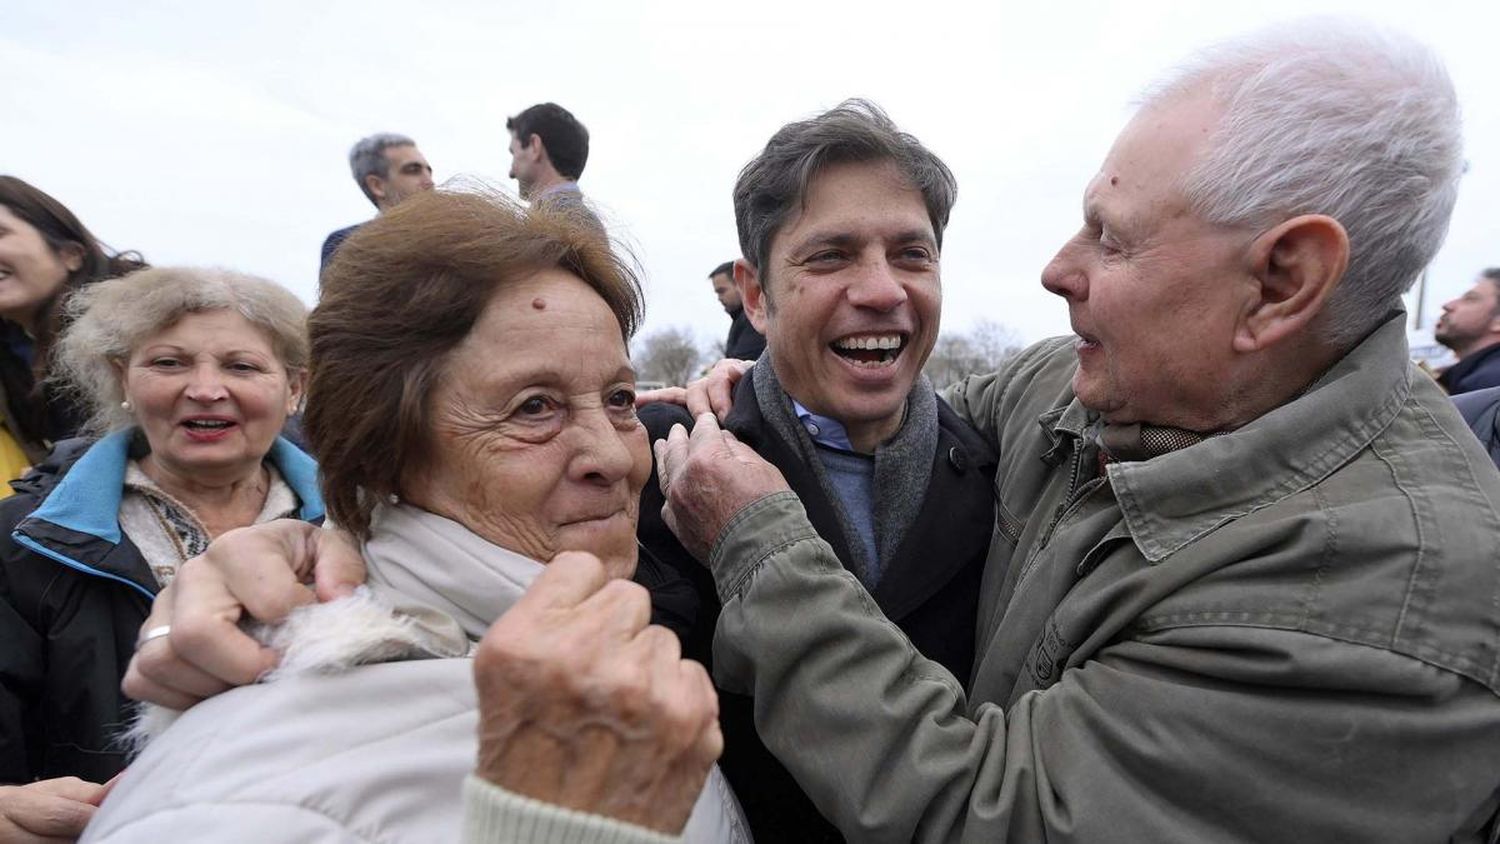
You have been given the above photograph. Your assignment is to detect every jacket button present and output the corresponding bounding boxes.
[948,446,967,474]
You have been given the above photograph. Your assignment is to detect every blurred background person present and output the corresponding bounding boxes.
[0,266,321,791]
[709,260,765,361]
[320,133,435,274]
[85,190,742,843]
[0,176,147,489]
[507,102,604,233]
[1452,384,1500,468]
[1435,267,1500,394]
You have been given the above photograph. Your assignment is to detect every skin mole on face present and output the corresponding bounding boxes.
[1110,175,1120,187]
[532,297,547,310]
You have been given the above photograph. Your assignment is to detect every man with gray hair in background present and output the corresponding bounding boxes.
[319,132,433,273]
[632,19,1500,842]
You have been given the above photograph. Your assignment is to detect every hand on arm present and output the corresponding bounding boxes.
[0,776,114,843]
[472,551,720,836]
[652,413,790,562]
[634,359,753,422]
[122,520,366,709]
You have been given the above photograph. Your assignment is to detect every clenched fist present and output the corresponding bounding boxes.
[473,551,721,835]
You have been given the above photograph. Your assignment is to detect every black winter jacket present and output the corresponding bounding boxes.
[0,433,323,783]
[637,369,997,842]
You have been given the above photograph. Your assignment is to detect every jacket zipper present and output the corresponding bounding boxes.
[12,531,156,601]
[1016,444,1103,583]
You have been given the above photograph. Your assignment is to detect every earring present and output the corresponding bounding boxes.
[387,493,400,505]
[121,400,132,412]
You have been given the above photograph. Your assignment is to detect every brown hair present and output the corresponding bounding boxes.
[0,176,147,445]
[733,99,956,297]
[305,187,642,538]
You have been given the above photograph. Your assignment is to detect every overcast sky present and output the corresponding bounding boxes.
[5,0,1497,351]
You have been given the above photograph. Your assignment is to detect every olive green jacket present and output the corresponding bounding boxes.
[709,314,1500,842]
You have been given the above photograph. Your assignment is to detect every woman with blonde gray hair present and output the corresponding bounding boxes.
[0,266,322,801]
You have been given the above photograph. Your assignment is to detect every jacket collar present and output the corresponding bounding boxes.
[361,503,543,647]
[28,429,325,545]
[1051,313,1411,562]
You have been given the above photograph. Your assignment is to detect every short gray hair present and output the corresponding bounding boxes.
[54,266,309,435]
[1143,20,1463,347]
[733,99,957,294]
[349,133,417,206]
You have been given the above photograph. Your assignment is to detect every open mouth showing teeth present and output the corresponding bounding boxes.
[830,334,906,367]
[183,420,234,429]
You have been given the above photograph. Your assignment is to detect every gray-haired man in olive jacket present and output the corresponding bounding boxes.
[646,20,1500,844]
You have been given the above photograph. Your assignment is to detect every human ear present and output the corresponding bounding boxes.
[366,174,387,202]
[111,358,131,408]
[58,242,86,273]
[286,369,308,415]
[1234,214,1349,353]
[736,260,770,333]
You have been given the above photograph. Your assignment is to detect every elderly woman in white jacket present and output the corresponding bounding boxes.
[81,189,747,843]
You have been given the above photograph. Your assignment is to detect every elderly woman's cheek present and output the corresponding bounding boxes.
[622,423,653,501]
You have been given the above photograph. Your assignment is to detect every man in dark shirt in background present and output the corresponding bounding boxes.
[709,260,765,360]
[1436,267,1500,393]
[320,133,433,274]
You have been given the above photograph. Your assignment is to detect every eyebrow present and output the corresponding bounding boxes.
[483,362,638,392]
[136,345,270,359]
[795,228,938,252]
[1083,198,1137,238]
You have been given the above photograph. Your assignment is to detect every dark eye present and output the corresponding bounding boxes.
[518,396,550,415]
[227,361,262,373]
[150,357,183,369]
[607,388,636,409]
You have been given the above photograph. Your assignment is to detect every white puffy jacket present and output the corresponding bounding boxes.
[81,505,749,843]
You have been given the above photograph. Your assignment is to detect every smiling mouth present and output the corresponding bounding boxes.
[561,510,628,527]
[830,333,907,368]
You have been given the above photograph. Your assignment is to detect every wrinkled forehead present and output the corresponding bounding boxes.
[1085,92,1222,222]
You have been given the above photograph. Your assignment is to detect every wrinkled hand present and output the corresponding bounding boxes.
[634,359,752,420]
[0,776,114,843]
[654,413,790,562]
[474,552,721,835]
[122,520,366,710]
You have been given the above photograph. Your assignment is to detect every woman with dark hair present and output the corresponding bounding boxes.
[0,176,146,473]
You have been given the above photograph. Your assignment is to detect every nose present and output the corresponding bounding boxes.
[568,408,637,486]
[1441,298,1458,313]
[1041,243,1087,302]
[184,363,229,403]
[847,260,908,312]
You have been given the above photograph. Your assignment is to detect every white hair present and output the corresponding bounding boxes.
[1142,19,1464,347]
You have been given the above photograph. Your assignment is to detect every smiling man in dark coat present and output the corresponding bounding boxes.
[637,100,995,842]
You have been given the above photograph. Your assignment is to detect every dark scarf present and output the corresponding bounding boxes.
[749,356,937,583]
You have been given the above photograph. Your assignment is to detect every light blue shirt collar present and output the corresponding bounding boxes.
[791,400,854,451]
[539,181,581,198]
